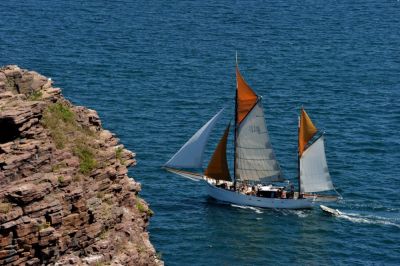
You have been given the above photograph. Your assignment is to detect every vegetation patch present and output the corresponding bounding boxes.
[36,222,51,231]
[74,145,97,174]
[42,102,99,175]
[147,208,154,216]
[137,244,146,254]
[101,203,113,220]
[49,103,74,123]
[136,199,146,213]
[28,90,43,101]
[0,202,11,214]
[156,252,163,260]
[102,195,113,205]
[136,198,153,216]
[42,102,76,149]
[99,228,109,240]
[51,162,67,172]
[115,146,125,165]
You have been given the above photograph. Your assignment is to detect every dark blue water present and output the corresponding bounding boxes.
[1,1,400,265]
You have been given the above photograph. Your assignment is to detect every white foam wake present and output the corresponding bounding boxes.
[230,204,263,214]
[336,211,400,229]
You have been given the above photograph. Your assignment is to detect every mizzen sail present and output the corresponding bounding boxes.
[165,108,225,168]
[299,108,318,155]
[205,123,231,181]
[300,136,333,192]
[235,100,283,182]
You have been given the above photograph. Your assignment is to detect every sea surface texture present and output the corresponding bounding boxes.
[1,1,399,265]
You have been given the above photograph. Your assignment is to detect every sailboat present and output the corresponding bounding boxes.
[164,63,338,209]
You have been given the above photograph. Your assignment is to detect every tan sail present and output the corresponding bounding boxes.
[205,123,231,181]
[299,108,318,155]
[236,66,258,124]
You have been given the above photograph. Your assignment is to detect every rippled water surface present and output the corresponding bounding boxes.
[1,1,400,265]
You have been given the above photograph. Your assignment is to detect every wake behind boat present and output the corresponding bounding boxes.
[320,205,342,216]
[164,60,339,209]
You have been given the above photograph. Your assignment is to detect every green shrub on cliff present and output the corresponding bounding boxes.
[42,102,76,149]
[42,102,98,175]
[115,146,125,165]
[74,145,97,174]
[49,102,74,123]
[136,200,146,213]
[28,90,43,101]
[136,198,154,216]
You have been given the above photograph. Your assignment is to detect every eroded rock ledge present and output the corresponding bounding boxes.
[0,65,163,265]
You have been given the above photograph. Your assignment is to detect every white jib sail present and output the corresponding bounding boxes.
[236,101,283,182]
[165,108,225,168]
[300,136,333,193]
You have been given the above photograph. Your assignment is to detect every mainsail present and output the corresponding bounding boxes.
[205,123,231,181]
[234,66,283,183]
[298,108,333,193]
[236,101,283,182]
[165,108,225,169]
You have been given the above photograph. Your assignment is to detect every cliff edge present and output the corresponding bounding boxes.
[0,66,162,265]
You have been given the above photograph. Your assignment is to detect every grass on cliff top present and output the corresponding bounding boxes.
[42,102,97,175]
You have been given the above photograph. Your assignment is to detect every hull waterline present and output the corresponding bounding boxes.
[205,181,315,209]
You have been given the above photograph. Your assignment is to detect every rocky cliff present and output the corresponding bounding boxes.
[0,65,162,265]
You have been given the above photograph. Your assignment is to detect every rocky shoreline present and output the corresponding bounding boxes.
[0,65,162,265]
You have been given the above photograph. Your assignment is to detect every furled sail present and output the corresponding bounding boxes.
[300,136,333,192]
[299,108,318,155]
[164,108,225,168]
[235,100,283,182]
[205,123,231,181]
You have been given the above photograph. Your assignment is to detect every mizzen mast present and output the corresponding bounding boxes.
[298,108,318,193]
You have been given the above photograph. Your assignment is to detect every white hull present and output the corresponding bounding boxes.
[205,181,315,209]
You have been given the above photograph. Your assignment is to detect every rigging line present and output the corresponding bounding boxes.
[237,97,261,126]
[333,187,344,200]
[303,131,324,154]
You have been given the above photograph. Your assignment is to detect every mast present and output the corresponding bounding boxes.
[234,60,282,184]
[234,53,238,189]
[298,108,318,194]
[297,115,301,194]
[234,84,238,188]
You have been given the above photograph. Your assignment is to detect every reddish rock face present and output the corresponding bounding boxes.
[0,65,163,266]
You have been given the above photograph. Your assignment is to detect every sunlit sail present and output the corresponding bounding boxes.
[164,59,338,209]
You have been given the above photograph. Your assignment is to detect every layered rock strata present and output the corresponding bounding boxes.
[0,65,162,265]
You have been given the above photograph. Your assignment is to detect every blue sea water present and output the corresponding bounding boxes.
[1,0,400,265]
